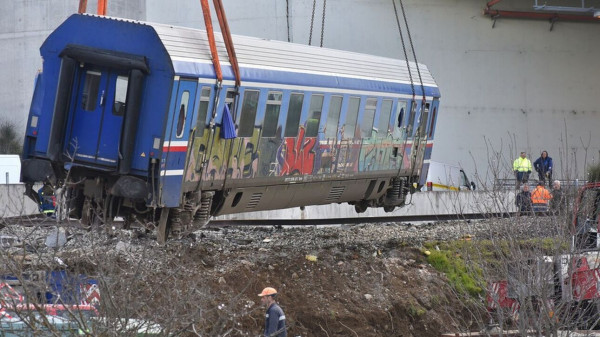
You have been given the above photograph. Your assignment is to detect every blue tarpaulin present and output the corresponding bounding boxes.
[221,105,237,139]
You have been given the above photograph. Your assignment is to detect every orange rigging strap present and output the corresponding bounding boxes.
[200,0,223,82]
[213,0,241,87]
[97,0,107,15]
[78,0,88,14]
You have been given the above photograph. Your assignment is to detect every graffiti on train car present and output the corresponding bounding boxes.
[185,123,423,183]
[279,126,317,176]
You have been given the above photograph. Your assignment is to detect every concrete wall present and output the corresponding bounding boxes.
[215,189,517,221]
[2,0,599,186]
[0,184,39,218]
[0,182,515,219]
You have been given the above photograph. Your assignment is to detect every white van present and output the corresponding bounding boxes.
[421,161,475,192]
[0,154,21,184]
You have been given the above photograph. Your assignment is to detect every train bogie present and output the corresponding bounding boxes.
[21,14,440,241]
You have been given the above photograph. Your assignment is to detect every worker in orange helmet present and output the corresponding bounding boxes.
[258,287,287,337]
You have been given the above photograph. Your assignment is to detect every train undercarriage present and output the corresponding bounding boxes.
[24,163,413,242]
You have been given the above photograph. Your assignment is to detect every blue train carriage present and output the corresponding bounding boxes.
[21,14,440,240]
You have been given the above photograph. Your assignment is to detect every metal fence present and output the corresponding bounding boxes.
[493,178,588,191]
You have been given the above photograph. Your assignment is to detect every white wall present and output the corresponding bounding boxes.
[2,0,599,185]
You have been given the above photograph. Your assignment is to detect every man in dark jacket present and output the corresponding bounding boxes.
[550,180,564,215]
[516,184,532,215]
[533,151,553,185]
[258,287,287,337]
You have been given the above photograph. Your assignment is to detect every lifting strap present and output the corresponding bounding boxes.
[97,0,107,15]
[200,0,223,82]
[78,0,87,13]
[213,0,241,87]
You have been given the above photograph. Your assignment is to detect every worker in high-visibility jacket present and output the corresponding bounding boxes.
[513,152,532,189]
[37,184,56,216]
[531,181,552,206]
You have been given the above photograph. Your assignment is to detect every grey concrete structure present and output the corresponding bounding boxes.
[0,183,515,219]
[2,0,599,185]
[0,184,38,218]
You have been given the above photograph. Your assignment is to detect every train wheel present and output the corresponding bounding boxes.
[383,206,395,213]
[80,198,103,229]
[156,208,170,244]
[354,201,368,213]
[193,192,214,227]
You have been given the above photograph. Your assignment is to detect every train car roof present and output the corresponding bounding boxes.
[46,14,439,94]
[148,19,438,88]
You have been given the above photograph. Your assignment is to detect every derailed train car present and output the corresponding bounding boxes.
[21,14,440,240]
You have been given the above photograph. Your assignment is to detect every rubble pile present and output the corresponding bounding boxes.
[0,216,563,336]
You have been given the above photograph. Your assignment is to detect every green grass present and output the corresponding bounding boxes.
[425,248,483,297]
[423,237,569,298]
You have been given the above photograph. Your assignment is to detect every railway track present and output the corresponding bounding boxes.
[2,211,518,229]
[208,212,517,227]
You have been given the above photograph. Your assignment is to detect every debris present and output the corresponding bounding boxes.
[54,257,67,267]
[45,227,67,248]
[305,254,317,262]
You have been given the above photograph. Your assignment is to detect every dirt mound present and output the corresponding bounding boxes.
[0,220,498,336]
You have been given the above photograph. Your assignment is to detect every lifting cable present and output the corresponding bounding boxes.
[392,0,425,199]
[309,0,317,45]
[286,0,291,42]
[392,0,415,100]
[394,0,426,105]
[308,0,327,47]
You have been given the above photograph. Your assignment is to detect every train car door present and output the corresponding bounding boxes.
[413,101,431,180]
[229,88,262,180]
[160,78,197,206]
[182,85,214,189]
[67,67,127,167]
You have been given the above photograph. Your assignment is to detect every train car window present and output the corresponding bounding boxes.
[343,97,360,139]
[176,91,190,138]
[284,93,304,137]
[360,98,377,138]
[325,95,342,138]
[225,89,236,121]
[262,91,282,138]
[393,101,407,139]
[112,75,128,116]
[418,102,430,136]
[238,90,260,137]
[428,106,437,138]
[306,94,324,137]
[82,70,101,111]
[406,101,417,137]
[377,99,393,139]
[195,87,211,137]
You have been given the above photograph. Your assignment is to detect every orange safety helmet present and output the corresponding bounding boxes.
[258,287,278,297]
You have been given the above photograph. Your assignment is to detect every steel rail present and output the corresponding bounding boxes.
[207,212,517,227]
[7,211,559,231]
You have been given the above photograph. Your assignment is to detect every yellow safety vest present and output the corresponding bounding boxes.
[513,157,532,172]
